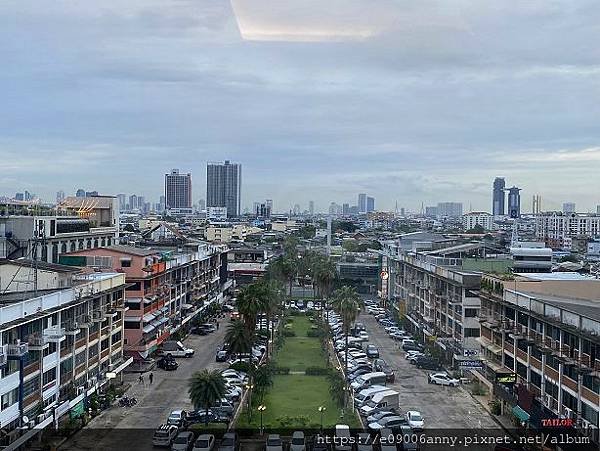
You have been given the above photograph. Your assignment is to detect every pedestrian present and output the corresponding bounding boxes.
[149,372,154,385]
[138,374,144,385]
[216,321,220,330]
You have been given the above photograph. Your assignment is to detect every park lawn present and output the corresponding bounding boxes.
[236,374,360,429]
[277,316,326,371]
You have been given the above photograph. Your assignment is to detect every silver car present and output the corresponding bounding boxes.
[266,434,283,451]
[289,431,305,451]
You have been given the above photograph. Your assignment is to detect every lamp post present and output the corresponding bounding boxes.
[318,406,326,432]
[257,404,266,435]
[245,383,255,422]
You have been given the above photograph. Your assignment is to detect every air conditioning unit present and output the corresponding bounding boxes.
[77,386,85,395]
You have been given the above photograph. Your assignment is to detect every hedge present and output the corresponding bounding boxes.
[273,367,290,375]
[305,367,331,376]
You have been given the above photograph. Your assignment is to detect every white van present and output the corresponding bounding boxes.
[359,390,399,417]
[351,372,387,391]
[160,340,194,358]
[353,385,389,408]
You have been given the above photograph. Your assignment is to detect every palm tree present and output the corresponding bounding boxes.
[188,369,227,425]
[225,319,252,356]
[331,286,362,406]
[252,363,274,402]
[237,283,266,333]
[260,279,283,359]
[314,257,336,318]
[327,371,346,408]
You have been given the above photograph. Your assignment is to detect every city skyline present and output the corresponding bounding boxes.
[2,1,600,211]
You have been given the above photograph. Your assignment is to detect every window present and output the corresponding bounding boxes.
[582,403,599,425]
[1,388,19,411]
[43,342,57,357]
[23,378,40,397]
[124,322,140,329]
[43,367,57,386]
[464,327,480,337]
[583,375,600,394]
[120,258,132,267]
[530,370,541,388]
[464,308,477,318]
[75,351,86,367]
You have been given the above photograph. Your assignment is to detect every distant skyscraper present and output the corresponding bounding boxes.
[506,186,521,218]
[425,206,438,217]
[492,177,506,215]
[76,189,85,198]
[207,161,242,218]
[358,194,367,213]
[562,202,576,214]
[532,195,542,214]
[366,196,375,213]
[56,190,65,204]
[85,191,98,197]
[266,199,273,214]
[14,192,24,201]
[437,202,463,217]
[597,205,600,215]
[309,200,314,215]
[342,203,350,215]
[293,204,301,215]
[198,198,206,211]
[400,207,405,216]
[165,169,192,214]
[116,193,126,211]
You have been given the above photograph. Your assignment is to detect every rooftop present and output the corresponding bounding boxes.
[0,259,81,274]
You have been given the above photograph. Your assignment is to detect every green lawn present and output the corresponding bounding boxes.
[236,314,359,430]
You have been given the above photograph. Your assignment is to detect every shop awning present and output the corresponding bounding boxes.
[181,303,194,310]
[143,324,156,333]
[512,405,530,423]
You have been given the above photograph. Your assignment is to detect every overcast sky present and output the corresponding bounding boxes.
[1,0,599,213]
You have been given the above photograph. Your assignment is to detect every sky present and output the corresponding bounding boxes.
[1,0,600,213]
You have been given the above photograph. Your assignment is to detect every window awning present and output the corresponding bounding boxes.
[181,303,194,310]
[512,405,530,423]
[143,324,156,334]
[143,312,158,322]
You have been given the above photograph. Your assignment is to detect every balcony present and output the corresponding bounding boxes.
[91,311,104,323]
[0,344,7,367]
[27,333,49,350]
[78,315,93,328]
[64,322,81,335]
[7,342,29,357]
[43,326,66,342]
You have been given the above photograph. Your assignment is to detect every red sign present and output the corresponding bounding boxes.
[541,418,573,427]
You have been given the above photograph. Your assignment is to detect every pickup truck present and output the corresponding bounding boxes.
[159,340,195,358]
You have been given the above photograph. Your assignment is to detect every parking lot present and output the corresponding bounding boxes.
[59,325,228,450]
[359,311,498,430]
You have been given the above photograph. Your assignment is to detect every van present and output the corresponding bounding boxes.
[359,390,399,417]
[350,372,387,391]
[161,341,195,358]
[334,424,351,451]
[353,385,389,408]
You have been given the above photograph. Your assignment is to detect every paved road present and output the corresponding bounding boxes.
[59,324,228,450]
[359,311,498,430]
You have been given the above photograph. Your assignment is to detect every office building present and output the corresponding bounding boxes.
[14,193,24,201]
[75,189,85,198]
[425,206,438,217]
[367,196,375,213]
[492,177,506,216]
[358,194,367,213]
[463,212,493,231]
[0,263,131,438]
[206,161,242,218]
[342,203,350,215]
[165,169,192,215]
[85,191,98,198]
[116,194,127,211]
[562,202,576,214]
[56,190,65,205]
[536,212,600,249]
[507,186,521,218]
[309,200,314,215]
[60,243,230,358]
[437,202,463,218]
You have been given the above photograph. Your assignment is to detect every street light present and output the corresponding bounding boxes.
[318,406,327,432]
[257,404,267,435]
[245,383,255,422]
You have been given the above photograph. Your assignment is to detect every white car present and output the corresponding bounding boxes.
[221,369,246,378]
[428,373,460,387]
[404,350,422,359]
[405,411,424,430]
[289,431,305,451]
[193,434,215,451]
[357,331,369,341]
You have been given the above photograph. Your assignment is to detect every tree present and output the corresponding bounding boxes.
[328,371,346,408]
[224,320,252,356]
[466,224,485,234]
[252,363,274,402]
[188,369,227,425]
[331,286,362,406]
[237,283,268,333]
[313,257,337,318]
[333,220,357,233]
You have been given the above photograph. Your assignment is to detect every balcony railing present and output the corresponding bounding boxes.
[64,322,81,335]
[7,342,29,357]
[27,334,49,349]
[43,326,66,341]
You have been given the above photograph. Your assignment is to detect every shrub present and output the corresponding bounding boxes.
[307,329,325,338]
[489,399,501,415]
[273,367,290,375]
[305,366,330,376]
[283,330,296,337]
[229,362,252,373]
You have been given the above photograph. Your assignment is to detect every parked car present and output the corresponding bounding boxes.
[188,409,230,424]
[404,350,424,360]
[266,434,283,451]
[216,349,229,362]
[405,411,424,431]
[366,410,398,424]
[193,434,216,451]
[367,415,406,431]
[366,345,379,359]
[402,342,423,352]
[312,435,329,451]
[398,425,417,451]
[218,433,238,451]
[171,431,195,451]
[152,424,179,447]
[167,410,188,428]
[290,431,305,451]
[160,341,195,358]
[428,373,460,386]
[379,429,398,451]
[158,355,179,371]
[415,356,442,371]
[372,359,395,382]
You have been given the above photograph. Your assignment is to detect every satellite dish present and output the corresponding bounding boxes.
[22,416,29,425]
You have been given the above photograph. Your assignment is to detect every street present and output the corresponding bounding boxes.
[59,325,228,450]
[359,311,499,430]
